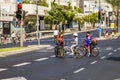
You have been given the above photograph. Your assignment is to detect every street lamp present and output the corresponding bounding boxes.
[36,0,40,46]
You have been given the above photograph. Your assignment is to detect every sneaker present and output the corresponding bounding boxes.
[88,53,91,57]
[69,53,74,55]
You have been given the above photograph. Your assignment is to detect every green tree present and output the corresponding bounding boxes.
[44,1,76,29]
[83,13,98,28]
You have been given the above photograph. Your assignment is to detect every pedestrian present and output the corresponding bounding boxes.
[11,31,16,44]
[1,34,5,45]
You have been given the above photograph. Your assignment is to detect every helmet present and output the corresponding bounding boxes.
[73,33,78,36]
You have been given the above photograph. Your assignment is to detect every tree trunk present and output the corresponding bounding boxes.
[117,11,120,32]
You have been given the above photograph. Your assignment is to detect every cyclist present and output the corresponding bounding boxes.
[70,33,78,55]
[85,31,93,56]
[58,32,64,47]
[53,29,59,44]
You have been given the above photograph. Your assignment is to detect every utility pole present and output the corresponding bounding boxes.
[36,0,40,46]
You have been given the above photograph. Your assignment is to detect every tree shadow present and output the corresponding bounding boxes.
[106,57,120,61]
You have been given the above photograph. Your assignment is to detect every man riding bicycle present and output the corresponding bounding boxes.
[70,33,78,55]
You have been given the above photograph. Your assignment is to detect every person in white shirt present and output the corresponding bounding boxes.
[54,30,59,44]
[70,33,78,55]
[11,32,16,44]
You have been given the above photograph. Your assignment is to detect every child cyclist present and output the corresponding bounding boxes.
[85,31,93,56]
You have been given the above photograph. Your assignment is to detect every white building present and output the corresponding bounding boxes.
[83,0,113,27]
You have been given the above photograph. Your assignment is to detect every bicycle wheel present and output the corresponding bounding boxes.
[54,46,59,57]
[79,46,87,56]
[91,46,99,57]
[74,47,84,58]
[59,46,65,58]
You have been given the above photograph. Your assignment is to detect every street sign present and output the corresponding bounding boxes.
[110,23,115,29]
[97,27,102,32]
[17,0,22,3]
[98,6,101,10]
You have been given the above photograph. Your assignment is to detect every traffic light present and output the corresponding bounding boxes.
[98,10,101,20]
[16,3,22,20]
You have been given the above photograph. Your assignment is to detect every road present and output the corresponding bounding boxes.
[0,30,120,80]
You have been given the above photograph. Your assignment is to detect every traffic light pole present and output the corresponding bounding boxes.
[20,19,24,47]
[99,0,102,38]
[36,0,40,46]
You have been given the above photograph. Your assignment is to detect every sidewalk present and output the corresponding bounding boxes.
[0,45,51,57]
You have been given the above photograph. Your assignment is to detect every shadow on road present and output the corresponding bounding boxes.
[107,57,120,61]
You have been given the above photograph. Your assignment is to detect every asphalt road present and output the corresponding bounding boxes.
[0,30,120,80]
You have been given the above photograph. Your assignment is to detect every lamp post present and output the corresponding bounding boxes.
[36,0,40,46]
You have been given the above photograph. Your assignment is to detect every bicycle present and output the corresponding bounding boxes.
[54,44,65,58]
[64,42,84,58]
[80,40,99,57]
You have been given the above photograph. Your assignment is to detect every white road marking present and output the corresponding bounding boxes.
[105,47,113,50]
[50,55,56,58]
[100,56,106,59]
[13,62,31,67]
[113,49,117,52]
[1,77,27,80]
[108,52,113,55]
[90,61,98,64]
[114,78,120,80]
[47,47,54,50]
[0,68,8,72]
[34,57,49,61]
[60,79,66,80]
[73,68,85,74]
[118,48,120,50]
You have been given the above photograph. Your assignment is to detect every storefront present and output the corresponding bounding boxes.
[0,16,16,35]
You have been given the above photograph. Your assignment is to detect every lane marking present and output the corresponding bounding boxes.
[108,52,113,56]
[90,61,98,64]
[73,68,85,74]
[13,62,31,67]
[34,58,49,62]
[113,49,117,52]
[47,47,54,50]
[100,56,106,59]
[118,48,120,50]
[0,68,8,72]
[1,77,27,80]
[114,78,120,80]
[50,55,56,58]
[60,79,66,80]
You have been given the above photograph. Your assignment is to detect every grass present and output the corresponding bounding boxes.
[0,47,25,52]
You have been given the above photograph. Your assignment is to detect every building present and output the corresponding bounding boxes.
[83,0,113,27]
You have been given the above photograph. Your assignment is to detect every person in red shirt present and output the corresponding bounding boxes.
[58,33,64,47]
